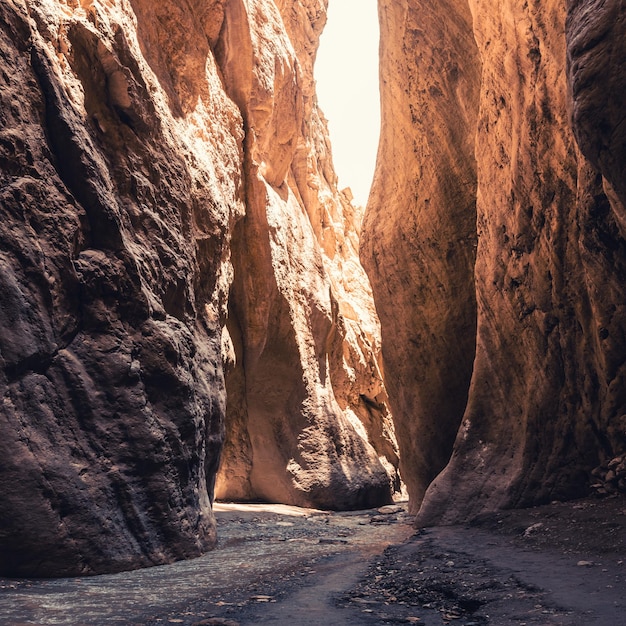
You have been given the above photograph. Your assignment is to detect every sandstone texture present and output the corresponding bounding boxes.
[0,0,240,577]
[214,0,399,510]
[361,0,481,511]
[0,0,396,577]
[362,0,626,523]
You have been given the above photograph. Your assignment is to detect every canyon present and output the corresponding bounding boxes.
[0,0,625,579]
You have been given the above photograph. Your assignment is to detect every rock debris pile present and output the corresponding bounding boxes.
[338,537,569,626]
[591,454,626,495]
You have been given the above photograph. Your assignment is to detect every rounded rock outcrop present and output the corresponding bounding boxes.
[0,0,397,576]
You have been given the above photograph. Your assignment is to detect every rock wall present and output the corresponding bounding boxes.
[214,0,399,509]
[361,0,481,512]
[363,0,626,523]
[0,0,240,577]
[0,0,397,577]
[567,0,626,211]
[8,0,623,576]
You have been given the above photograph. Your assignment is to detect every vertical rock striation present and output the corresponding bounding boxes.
[214,0,399,509]
[361,0,481,512]
[363,0,626,523]
[0,0,396,576]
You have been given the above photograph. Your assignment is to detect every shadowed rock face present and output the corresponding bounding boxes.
[0,0,239,576]
[0,0,396,576]
[361,0,481,513]
[362,0,626,523]
[567,0,626,210]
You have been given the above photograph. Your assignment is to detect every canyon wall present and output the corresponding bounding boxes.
[4,0,623,577]
[213,0,399,509]
[363,0,626,522]
[0,0,397,577]
[362,0,481,511]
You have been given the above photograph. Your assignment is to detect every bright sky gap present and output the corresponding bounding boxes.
[314,0,380,207]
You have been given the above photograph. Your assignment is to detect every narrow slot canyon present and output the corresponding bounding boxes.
[1,0,625,624]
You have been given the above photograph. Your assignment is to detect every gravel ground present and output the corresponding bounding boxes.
[1,495,624,625]
[335,494,626,626]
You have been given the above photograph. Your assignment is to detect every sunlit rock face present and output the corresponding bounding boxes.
[0,0,396,576]
[214,0,399,510]
[363,0,626,523]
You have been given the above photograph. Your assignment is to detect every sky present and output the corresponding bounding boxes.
[314,0,380,207]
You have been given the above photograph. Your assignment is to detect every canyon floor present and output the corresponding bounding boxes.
[1,496,625,625]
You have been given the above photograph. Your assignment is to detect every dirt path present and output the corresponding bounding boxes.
[337,525,625,625]
[0,497,624,625]
[236,552,371,625]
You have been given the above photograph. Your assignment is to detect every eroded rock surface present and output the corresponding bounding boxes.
[567,0,626,210]
[361,0,480,512]
[362,0,626,523]
[214,0,399,510]
[0,0,240,576]
[0,0,396,576]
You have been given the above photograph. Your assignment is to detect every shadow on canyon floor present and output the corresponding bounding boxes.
[0,496,624,625]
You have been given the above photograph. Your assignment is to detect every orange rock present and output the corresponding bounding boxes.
[362,0,626,525]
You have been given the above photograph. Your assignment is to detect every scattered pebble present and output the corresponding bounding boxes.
[192,617,239,626]
[377,505,405,515]
[523,522,544,537]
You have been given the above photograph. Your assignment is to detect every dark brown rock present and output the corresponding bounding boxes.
[567,0,626,209]
[0,0,241,576]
